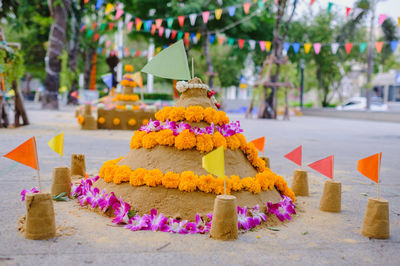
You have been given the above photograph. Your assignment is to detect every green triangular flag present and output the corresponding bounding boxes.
[167,18,174,28]
[177,31,184,40]
[327,2,333,13]
[228,38,234,46]
[360,42,367,53]
[86,29,93,37]
[141,40,191,80]
[257,0,264,10]
[100,23,106,31]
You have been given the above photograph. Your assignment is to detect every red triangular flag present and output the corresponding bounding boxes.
[4,137,38,170]
[109,22,114,30]
[171,30,177,39]
[345,43,353,54]
[151,24,156,35]
[284,145,302,166]
[243,2,251,14]
[310,0,316,6]
[178,16,185,27]
[308,155,334,179]
[346,7,351,17]
[238,39,245,49]
[375,42,383,53]
[357,153,382,183]
[250,137,265,153]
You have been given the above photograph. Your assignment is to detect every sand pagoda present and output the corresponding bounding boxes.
[96,65,156,130]
[95,41,295,221]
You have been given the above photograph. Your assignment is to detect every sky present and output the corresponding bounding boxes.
[296,0,400,23]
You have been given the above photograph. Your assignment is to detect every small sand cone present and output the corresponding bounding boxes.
[51,166,71,197]
[81,115,97,130]
[210,195,238,241]
[361,198,390,239]
[291,169,309,196]
[25,193,56,240]
[71,154,86,178]
[319,180,341,212]
[260,157,270,168]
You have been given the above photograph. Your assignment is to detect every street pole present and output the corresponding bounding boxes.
[366,0,376,110]
[300,59,305,109]
[147,39,155,93]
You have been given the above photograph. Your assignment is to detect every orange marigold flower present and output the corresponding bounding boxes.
[104,164,119,183]
[253,157,266,172]
[113,118,121,125]
[203,107,217,124]
[212,132,227,150]
[128,118,137,126]
[274,175,288,192]
[198,174,215,193]
[113,165,131,184]
[168,106,185,121]
[255,172,270,191]
[214,111,229,125]
[120,80,129,86]
[77,115,84,125]
[130,130,147,149]
[226,135,241,150]
[156,129,175,146]
[236,133,248,150]
[130,168,147,186]
[124,64,134,72]
[245,142,258,162]
[213,177,232,195]
[144,169,163,187]
[142,132,158,149]
[155,106,173,121]
[241,177,261,194]
[185,106,204,122]
[229,175,242,191]
[162,171,180,189]
[178,171,198,192]
[98,117,105,124]
[196,134,214,153]
[175,129,196,150]
[284,188,296,202]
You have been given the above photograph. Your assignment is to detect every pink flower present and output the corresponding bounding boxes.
[204,123,215,135]
[20,187,39,201]
[112,197,131,224]
[216,121,243,137]
[140,119,161,132]
[125,215,149,231]
[167,218,188,234]
[237,206,255,230]
[98,192,118,213]
[249,204,267,226]
[161,119,177,130]
[192,127,206,135]
[266,196,296,222]
[143,209,169,232]
[186,214,210,234]
[173,122,191,136]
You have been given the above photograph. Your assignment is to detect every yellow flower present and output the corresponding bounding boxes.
[142,132,158,149]
[124,64,134,72]
[113,118,121,125]
[175,129,196,150]
[241,177,261,194]
[130,168,147,186]
[142,119,149,125]
[212,132,227,150]
[130,130,147,149]
[144,169,163,187]
[113,165,131,184]
[196,134,214,153]
[168,106,185,121]
[229,175,242,191]
[178,171,198,192]
[155,106,173,121]
[156,129,175,146]
[226,135,241,150]
[198,174,215,193]
[203,107,217,124]
[98,117,105,124]
[185,106,204,122]
[162,171,180,189]
[128,118,137,126]
[77,115,84,125]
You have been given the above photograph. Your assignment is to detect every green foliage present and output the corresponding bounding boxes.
[142,93,173,100]
[0,49,25,89]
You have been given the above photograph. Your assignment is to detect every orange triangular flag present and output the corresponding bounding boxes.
[284,145,302,166]
[4,137,38,170]
[250,137,265,153]
[308,155,334,179]
[357,152,382,183]
[375,42,383,54]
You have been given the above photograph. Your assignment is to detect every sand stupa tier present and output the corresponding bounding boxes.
[96,78,295,220]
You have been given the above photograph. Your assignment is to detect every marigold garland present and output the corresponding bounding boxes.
[98,158,295,201]
[77,115,85,125]
[98,117,105,124]
[174,129,196,150]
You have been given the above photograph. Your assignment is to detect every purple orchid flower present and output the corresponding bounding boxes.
[192,127,206,135]
[111,197,131,224]
[20,187,39,201]
[140,119,161,133]
[78,186,99,207]
[204,123,215,135]
[167,218,189,234]
[249,204,267,226]
[125,215,149,231]
[186,214,208,234]
[237,206,255,230]
[161,119,177,131]
[98,192,118,213]
[266,197,296,222]
[280,196,296,215]
[143,209,169,232]
[173,122,191,136]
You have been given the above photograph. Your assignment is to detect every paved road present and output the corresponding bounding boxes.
[0,102,399,265]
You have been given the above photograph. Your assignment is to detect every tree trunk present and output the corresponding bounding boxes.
[83,49,95,90]
[42,0,70,109]
[0,94,10,128]
[13,80,29,127]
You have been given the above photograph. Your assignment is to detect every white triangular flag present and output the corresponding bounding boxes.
[189,14,197,26]
[165,28,171,38]
[125,13,132,24]
[331,43,340,54]
[249,40,256,50]
[192,36,198,44]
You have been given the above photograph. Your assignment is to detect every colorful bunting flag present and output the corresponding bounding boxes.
[390,41,398,51]
[215,8,223,20]
[202,146,225,178]
[284,145,302,166]
[165,28,171,38]
[346,7,351,17]
[345,43,353,54]
[283,42,290,53]
[357,153,382,183]
[228,38,235,46]
[292,42,300,54]
[308,155,334,179]
[304,43,312,54]
[125,13,132,24]
[249,40,256,50]
[359,42,367,53]
[398,17,400,27]
[177,31,184,40]
[86,29,93,37]
[313,43,321,54]
[167,18,174,28]
[100,23,106,31]
[327,2,333,13]
[171,30,177,39]
[94,33,99,42]
[95,0,104,10]
[106,40,111,48]
[4,137,38,170]
[108,22,114,30]
[178,16,185,27]
[331,43,339,54]
[151,24,156,35]
[250,137,265,153]
[209,34,215,44]
[189,13,197,26]
[158,27,164,37]
[218,36,224,45]
[127,21,133,32]
[101,73,113,88]
[259,41,266,51]
[155,18,163,28]
[238,39,245,49]
[144,20,152,31]
[228,6,236,16]
[378,14,387,26]
[375,42,383,53]
[105,3,113,14]
[48,133,64,157]
[243,2,251,14]
[202,11,210,24]
[310,0,316,6]
[115,7,124,20]
[257,0,264,10]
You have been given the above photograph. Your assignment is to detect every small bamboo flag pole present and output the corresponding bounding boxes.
[357,152,383,199]
[33,137,42,191]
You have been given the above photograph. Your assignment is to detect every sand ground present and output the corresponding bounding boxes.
[0,102,399,265]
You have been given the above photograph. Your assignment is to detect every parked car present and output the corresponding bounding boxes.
[336,97,388,111]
